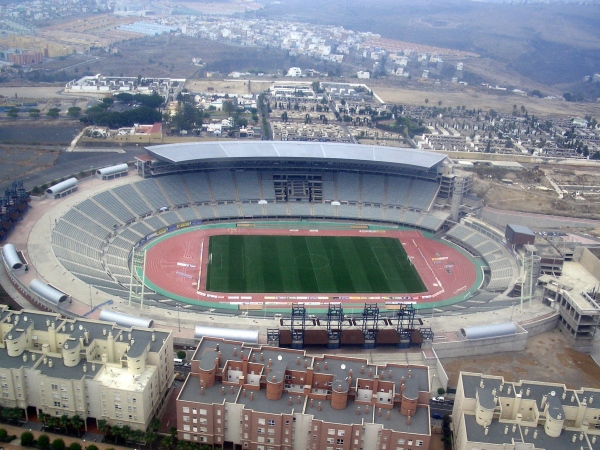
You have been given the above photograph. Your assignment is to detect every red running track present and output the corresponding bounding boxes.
[143,227,479,307]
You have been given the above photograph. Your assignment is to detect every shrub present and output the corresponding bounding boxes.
[68,442,82,450]
[37,434,51,449]
[176,350,186,360]
[86,444,99,450]
[51,438,65,450]
[437,387,446,396]
[21,431,35,447]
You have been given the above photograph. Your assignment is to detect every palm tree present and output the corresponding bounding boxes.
[97,419,109,438]
[69,415,84,437]
[59,414,70,433]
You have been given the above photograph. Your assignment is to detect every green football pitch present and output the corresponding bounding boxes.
[205,235,426,294]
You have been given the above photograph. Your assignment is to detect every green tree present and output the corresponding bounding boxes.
[37,434,51,449]
[20,431,35,447]
[68,443,82,450]
[46,108,60,118]
[50,438,66,450]
[86,445,99,450]
[437,387,446,396]
[424,98,429,105]
[7,107,18,118]
[67,107,82,118]
[176,350,186,359]
[0,429,8,442]
[29,108,41,118]
[69,415,84,436]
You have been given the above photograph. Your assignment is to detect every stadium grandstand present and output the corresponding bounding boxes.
[37,141,525,316]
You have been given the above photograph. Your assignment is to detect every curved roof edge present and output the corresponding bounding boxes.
[460,322,517,340]
[99,310,154,329]
[2,244,23,270]
[29,279,68,304]
[97,163,128,176]
[144,141,447,172]
[195,325,258,344]
[46,178,78,195]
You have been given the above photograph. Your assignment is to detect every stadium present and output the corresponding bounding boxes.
[7,140,570,352]
[45,142,517,311]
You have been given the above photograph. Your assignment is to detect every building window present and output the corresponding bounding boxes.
[327,438,334,444]
[183,425,190,431]
[199,409,207,415]
[336,439,344,444]
[328,429,335,435]
[259,418,266,425]
[183,416,190,422]
[257,428,264,434]
[268,419,275,426]
[183,434,190,440]
[338,430,345,436]
[51,384,58,390]
[183,407,189,413]
[416,441,423,447]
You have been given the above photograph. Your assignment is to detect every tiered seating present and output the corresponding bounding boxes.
[361,205,383,221]
[75,199,120,229]
[118,228,143,244]
[160,211,182,226]
[208,171,236,202]
[259,174,276,201]
[111,185,152,216]
[53,246,103,271]
[195,205,216,219]
[129,221,153,236]
[386,177,411,207]
[321,174,335,201]
[157,175,191,206]
[265,203,288,217]
[385,208,404,222]
[135,179,170,209]
[447,224,475,241]
[181,172,212,203]
[216,204,240,218]
[93,191,135,224]
[288,203,311,217]
[362,174,385,204]
[312,203,336,217]
[143,216,167,230]
[235,171,263,201]
[54,221,105,250]
[406,180,438,210]
[475,241,500,256]
[416,215,445,231]
[337,173,360,202]
[51,233,100,259]
[240,203,264,217]
[338,204,360,219]
[402,210,421,226]
[177,207,200,222]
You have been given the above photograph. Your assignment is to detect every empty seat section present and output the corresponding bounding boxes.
[406,180,438,210]
[362,205,383,221]
[157,175,191,206]
[385,208,404,222]
[337,172,360,202]
[177,207,200,221]
[265,203,288,217]
[235,171,263,201]
[312,203,336,217]
[417,215,444,231]
[259,174,276,201]
[129,221,153,236]
[118,228,143,244]
[135,179,170,210]
[362,174,385,204]
[208,170,236,202]
[195,205,216,219]
[181,172,212,203]
[216,204,240,218]
[402,210,422,226]
[75,199,120,229]
[240,203,264,217]
[112,184,152,216]
[321,173,335,201]
[143,216,167,230]
[289,203,311,217]
[160,211,182,225]
[338,204,360,219]
[386,177,410,207]
[93,191,136,223]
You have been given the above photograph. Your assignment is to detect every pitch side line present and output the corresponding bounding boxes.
[197,239,204,289]
[412,238,444,292]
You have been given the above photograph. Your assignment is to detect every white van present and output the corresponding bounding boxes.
[174,358,183,366]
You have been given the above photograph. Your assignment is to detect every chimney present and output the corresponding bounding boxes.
[385,411,390,420]
[48,360,53,368]
[260,352,264,361]
[408,369,411,378]
[296,356,300,365]
[310,399,314,407]
[92,363,96,371]
[242,389,246,398]
[480,379,485,388]
[580,432,584,441]
[590,396,594,404]
[304,359,308,368]
[561,391,566,400]
[365,405,369,414]
[250,392,254,401]
[407,415,411,425]
[356,407,360,416]
[324,361,328,370]
[512,424,516,433]
[316,362,320,370]
[485,427,489,435]
[317,402,322,411]
[221,386,225,395]
[368,368,373,377]
[268,359,272,367]
[200,386,205,395]
[572,434,577,443]
[230,386,234,394]
[233,347,238,356]
[499,384,504,392]
[252,354,256,362]
[377,408,382,417]
[508,386,512,395]
[360,366,365,374]
[526,388,530,396]
[216,343,219,351]
[592,436,596,444]
[272,375,276,382]
[533,430,538,438]
[504,425,508,435]
[524,428,529,435]
[83,365,87,373]
[288,397,292,406]
[388,370,392,379]
[298,396,302,405]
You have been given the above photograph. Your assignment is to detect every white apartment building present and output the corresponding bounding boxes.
[452,371,600,450]
[0,307,173,431]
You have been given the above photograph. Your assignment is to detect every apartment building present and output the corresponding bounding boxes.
[452,371,600,450]
[0,307,173,431]
[177,337,431,450]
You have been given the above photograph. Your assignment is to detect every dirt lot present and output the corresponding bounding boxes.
[184,79,273,96]
[371,81,600,117]
[443,329,600,390]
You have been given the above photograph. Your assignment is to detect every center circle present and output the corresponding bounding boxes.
[294,253,330,270]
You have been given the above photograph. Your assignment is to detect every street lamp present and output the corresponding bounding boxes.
[176,304,181,332]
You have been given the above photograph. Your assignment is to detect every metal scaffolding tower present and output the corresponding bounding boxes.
[129,248,147,308]
[290,304,306,349]
[361,304,379,349]
[326,304,344,349]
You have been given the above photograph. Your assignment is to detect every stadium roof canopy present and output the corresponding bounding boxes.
[144,141,447,172]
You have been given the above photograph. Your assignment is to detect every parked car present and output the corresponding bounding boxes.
[432,412,443,420]
[432,396,445,403]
